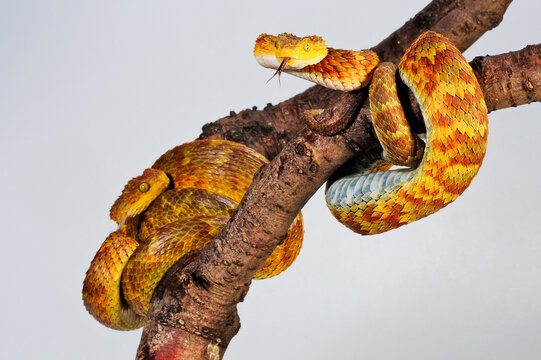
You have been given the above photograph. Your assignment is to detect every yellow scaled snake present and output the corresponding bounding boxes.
[83,140,304,330]
[254,31,488,234]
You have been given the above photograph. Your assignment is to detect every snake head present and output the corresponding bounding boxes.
[273,33,328,69]
[110,168,170,225]
[254,33,328,73]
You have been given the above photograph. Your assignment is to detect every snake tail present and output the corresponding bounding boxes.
[302,108,354,136]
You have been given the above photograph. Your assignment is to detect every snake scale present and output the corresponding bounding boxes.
[84,31,488,330]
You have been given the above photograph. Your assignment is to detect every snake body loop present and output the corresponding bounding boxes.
[83,140,304,330]
[255,31,488,234]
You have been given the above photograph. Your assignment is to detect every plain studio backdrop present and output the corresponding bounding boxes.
[1,1,540,359]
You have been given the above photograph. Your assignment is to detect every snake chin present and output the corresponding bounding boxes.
[277,53,327,70]
[117,216,127,229]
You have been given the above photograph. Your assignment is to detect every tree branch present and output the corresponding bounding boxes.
[471,44,541,112]
[199,0,512,159]
[135,0,541,359]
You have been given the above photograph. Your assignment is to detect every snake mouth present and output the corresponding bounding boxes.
[266,57,291,85]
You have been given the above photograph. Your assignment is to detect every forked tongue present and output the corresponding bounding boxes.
[266,57,291,85]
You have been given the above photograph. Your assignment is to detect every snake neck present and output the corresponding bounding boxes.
[118,214,143,239]
[284,48,379,91]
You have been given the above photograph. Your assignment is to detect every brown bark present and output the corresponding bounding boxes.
[471,44,541,112]
[136,0,540,359]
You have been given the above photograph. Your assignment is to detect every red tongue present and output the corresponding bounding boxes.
[266,57,291,85]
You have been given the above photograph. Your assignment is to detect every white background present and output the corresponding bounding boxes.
[1,1,540,359]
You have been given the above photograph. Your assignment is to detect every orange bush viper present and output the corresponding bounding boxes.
[83,140,304,330]
[254,31,488,234]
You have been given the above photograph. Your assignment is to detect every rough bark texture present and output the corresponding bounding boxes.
[136,0,540,358]
[471,44,541,112]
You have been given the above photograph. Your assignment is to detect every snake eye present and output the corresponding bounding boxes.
[303,43,311,52]
[274,39,279,48]
[139,182,150,193]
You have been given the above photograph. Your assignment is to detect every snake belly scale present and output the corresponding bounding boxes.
[254,31,488,234]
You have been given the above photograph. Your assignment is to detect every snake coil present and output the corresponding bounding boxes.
[83,140,304,330]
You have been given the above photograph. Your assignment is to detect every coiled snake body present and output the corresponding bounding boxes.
[83,140,304,330]
[255,31,488,234]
